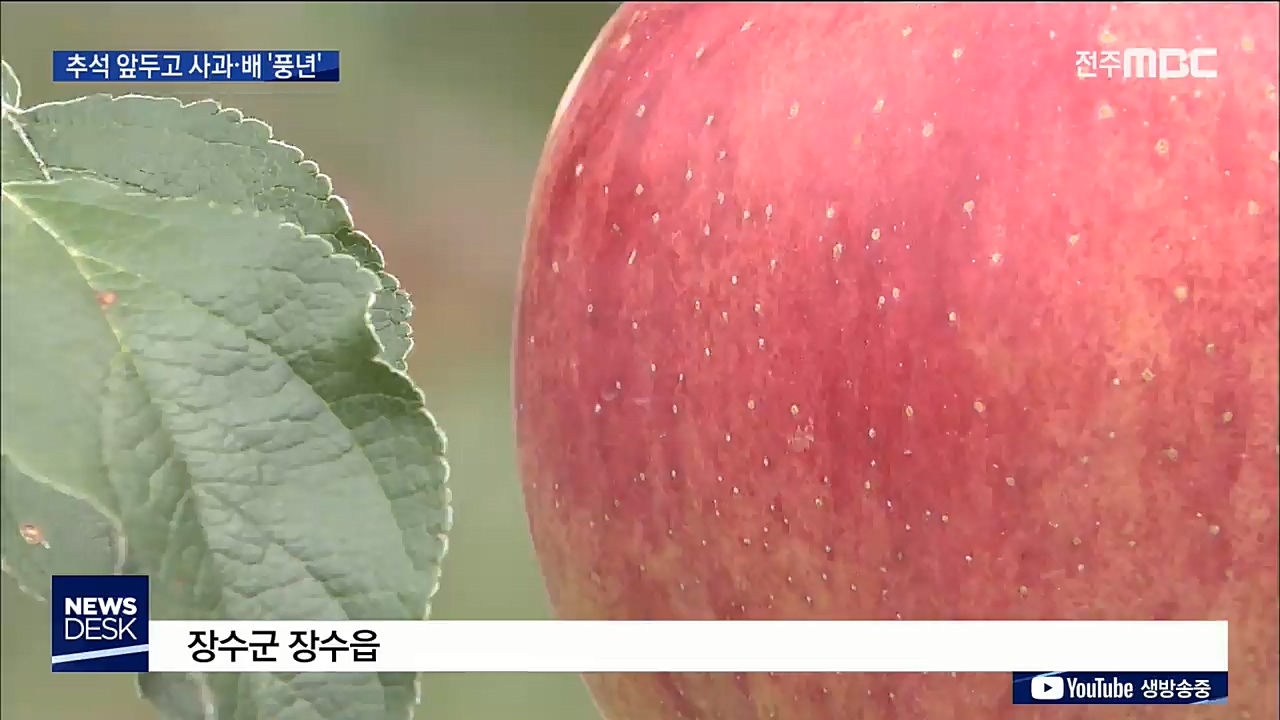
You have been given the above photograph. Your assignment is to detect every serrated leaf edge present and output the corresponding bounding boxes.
[18,93,415,366]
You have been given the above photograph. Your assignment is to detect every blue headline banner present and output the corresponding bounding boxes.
[51,575,150,673]
[1012,671,1228,705]
[52,51,339,83]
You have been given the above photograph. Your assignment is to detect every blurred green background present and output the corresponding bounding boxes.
[0,3,619,719]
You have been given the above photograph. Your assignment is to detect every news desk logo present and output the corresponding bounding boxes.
[1075,48,1218,80]
[51,575,149,673]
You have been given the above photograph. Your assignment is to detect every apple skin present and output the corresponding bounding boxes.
[513,3,1279,719]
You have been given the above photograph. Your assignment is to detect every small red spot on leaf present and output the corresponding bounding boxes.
[96,291,117,308]
[19,523,46,546]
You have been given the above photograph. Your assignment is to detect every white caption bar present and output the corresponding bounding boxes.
[147,620,1229,673]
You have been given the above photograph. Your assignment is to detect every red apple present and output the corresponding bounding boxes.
[514,3,1279,718]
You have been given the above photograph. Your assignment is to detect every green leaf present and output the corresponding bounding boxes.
[1,60,47,183]
[1,59,19,109]
[1,113,47,182]
[136,672,218,720]
[1,176,450,720]
[1,456,125,601]
[14,94,414,370]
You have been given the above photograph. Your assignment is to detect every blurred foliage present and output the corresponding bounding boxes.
[0,3,618,719]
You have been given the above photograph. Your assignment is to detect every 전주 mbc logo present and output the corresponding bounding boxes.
[1074,47,1218,80]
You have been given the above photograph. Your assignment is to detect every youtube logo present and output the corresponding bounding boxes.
[1031,676,1065,701]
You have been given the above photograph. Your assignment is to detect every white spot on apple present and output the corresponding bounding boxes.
[952,47,964,59]
[574,163,583,177]
[1155,138,1170,156]
[717,191,725,204]
[695,46,705,59]
[922,122,934,138]
[902,26,912,37]
[634,184,644,195]
[1068,233,1081,246]
[627,249,637,265]
[872,98,885,114]
[871,227,881,241]
[551,261,560,273]
[740,20,753,31]
[963,199,976,217]
[636,104,646,118]
[832,243,844,259]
